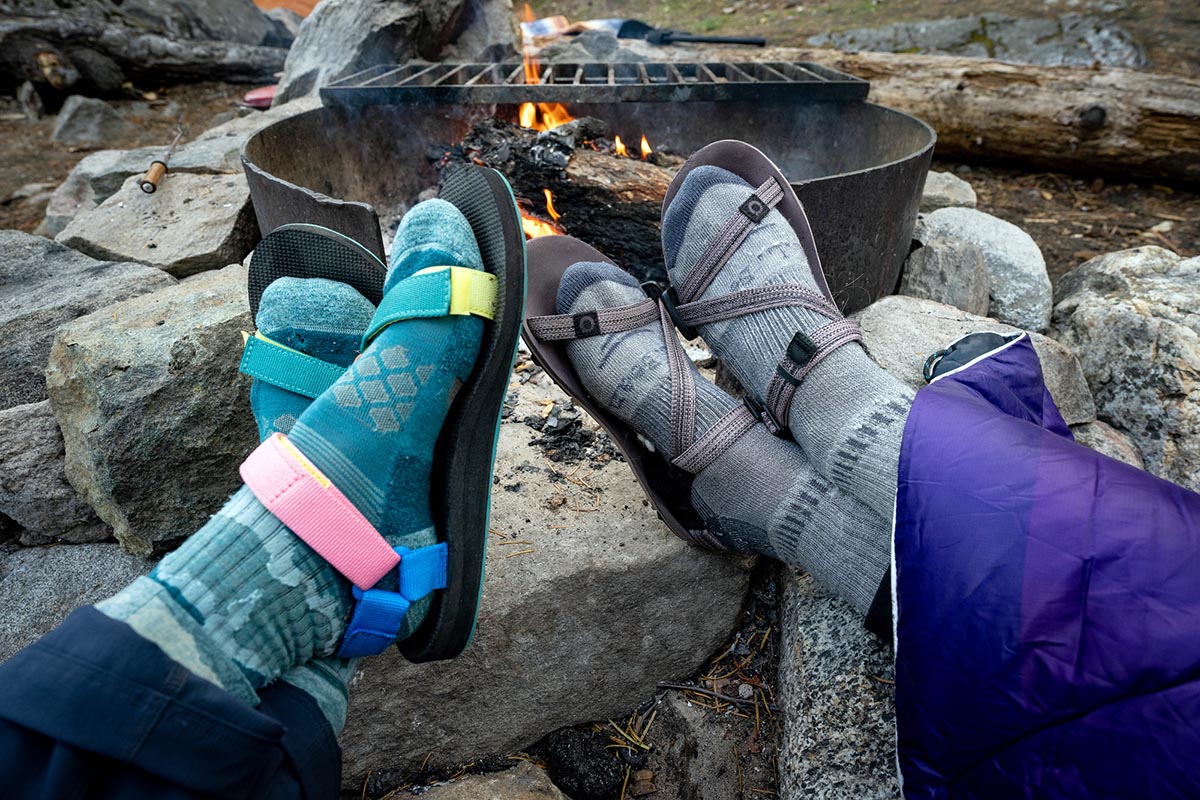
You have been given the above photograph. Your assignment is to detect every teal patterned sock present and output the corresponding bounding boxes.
[250,276,376,439]
[252,278,375,732]
[287,199,484,637]
[98,200,485,706]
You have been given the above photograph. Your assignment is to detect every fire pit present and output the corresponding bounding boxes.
[243,60,934,311]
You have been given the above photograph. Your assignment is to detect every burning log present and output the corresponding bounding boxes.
[448,116,679,283]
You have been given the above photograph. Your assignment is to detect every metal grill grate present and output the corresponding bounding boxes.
[320,61,869,107]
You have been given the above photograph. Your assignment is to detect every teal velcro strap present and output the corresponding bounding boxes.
[363,270,452,346]
[240,335,346,400]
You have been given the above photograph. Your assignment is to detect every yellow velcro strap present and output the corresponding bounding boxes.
[242,330,306,355]
[413,265,498,320]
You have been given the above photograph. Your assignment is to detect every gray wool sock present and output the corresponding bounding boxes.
[560,261,891,613]
[662,165,915,519]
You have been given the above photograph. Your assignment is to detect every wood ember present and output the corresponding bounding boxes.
[445,117,681,283]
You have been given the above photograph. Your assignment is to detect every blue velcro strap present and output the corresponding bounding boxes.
[337,586,410,658]
[399,542,449,600]
[363,270,452,347]
[335,543,449,658]
[239,333,345,400]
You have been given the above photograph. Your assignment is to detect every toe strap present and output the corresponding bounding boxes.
[239,332,347,400]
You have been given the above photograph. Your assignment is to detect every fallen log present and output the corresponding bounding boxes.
[0,16,287,94]
[657,44,1200,186]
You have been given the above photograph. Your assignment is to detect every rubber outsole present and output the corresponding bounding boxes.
[397,165,527,663]
[248,223,387,320]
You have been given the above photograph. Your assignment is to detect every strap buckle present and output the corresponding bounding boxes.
[643,282,699,340]
[336,542,449,658]
[744,395,786,437]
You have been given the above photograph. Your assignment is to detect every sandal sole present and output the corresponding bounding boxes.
[248,223,387,320]
[521,236,727,552]
[398,165,528,663]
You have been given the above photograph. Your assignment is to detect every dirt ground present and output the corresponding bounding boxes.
[0,82,247,232]
[933,160,1198,283]
[528,0,1200,78]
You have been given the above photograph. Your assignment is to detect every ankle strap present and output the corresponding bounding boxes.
[241,433,401,590]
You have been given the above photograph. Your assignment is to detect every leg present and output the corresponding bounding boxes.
[560,261,890,614]
[0,200,491,796]
[662,165,915,519]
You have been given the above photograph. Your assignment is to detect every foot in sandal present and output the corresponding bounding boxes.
[96,170,525,708]
[553,258,891,614]
[661,141,915,519]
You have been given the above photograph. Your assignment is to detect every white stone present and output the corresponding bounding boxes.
[916,207,1053,332]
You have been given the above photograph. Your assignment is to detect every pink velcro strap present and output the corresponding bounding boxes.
[240,433,399,590]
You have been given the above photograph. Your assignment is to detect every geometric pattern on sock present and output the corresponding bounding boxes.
[330,345,427,433]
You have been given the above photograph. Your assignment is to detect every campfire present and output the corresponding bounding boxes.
[514,4,657,239]
[250,17,934,312]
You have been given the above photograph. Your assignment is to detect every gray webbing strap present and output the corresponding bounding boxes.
[526,298,659,341]
[671,403,758,475]
[675,176,785,303]
[660,301,697,457]
[675,283,839,328]
[760,319,863,431]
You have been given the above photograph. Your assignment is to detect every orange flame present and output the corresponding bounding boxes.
[544,188,561,221]
[613,135,628,157]
[521,214,562,238]
[517,4,574,132]
[640,135,652,159]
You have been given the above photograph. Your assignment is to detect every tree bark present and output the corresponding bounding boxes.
[755,47,1200,185]
[651,41,1199,184]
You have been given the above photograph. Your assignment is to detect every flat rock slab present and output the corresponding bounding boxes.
[340,377,751,789]
[856,295,1096,426]
[57,172,258,278]
[0,543,154,662]
[418,762,566,799]
[0,229,175,409]
[41,98,321,237]
[916,207,1053,332]
[0,401,109,545]
[46,264,256,556]
[777,571,897,800]
[1052,246,1200,490]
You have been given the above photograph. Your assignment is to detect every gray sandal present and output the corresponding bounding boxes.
[523,236,760,551]
[661,140,864,435]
